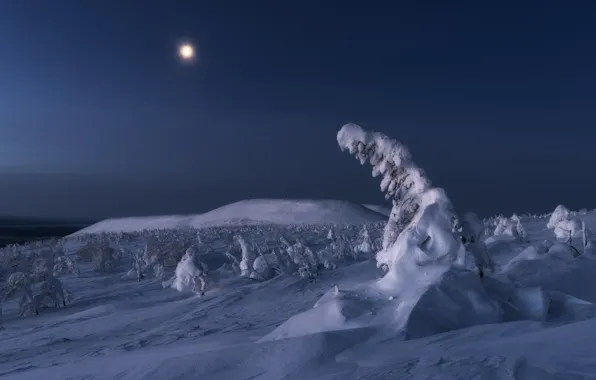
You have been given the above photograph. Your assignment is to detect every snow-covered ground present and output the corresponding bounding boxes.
[73,199,388,235]
[4,123,596,380]
[2,212,596,380]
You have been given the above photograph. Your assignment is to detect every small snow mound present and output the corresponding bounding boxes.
[403,269,502,339]
[547,243,579,260]
[72,199,387,234]
[502,246,542,272]
[548,291,596,322]
[509,287,550,321]
[259,286,377,342]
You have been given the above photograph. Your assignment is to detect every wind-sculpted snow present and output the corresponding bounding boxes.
[72,199,387,235]
[3,117,596,378]
[2,212,596,379]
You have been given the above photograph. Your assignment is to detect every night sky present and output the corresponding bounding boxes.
[1,1,595,220]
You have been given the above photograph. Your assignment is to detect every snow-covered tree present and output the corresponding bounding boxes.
[511,214,527,242]
[337,124,431,253]
[286,240,317,281]
[337,123,463,273]
[547,205,570,230]
[53,255,80,277]
[93,241,118,272]
[493,214,525,241]
[272,247,296,275]
[251,244,275,280]
[34,272,70,310]
[170,247,210,296]
[224,251,241,274]
[353,225,373,257]
[545,205,581,241]
[236,234,255,278]
[2,272,38,316]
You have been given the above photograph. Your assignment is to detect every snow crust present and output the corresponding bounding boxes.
[72,199,387,235]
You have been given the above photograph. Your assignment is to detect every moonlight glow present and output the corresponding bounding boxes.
[178,43,195,61]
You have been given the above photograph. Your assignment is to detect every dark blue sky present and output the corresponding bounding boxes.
[1,1,595,219]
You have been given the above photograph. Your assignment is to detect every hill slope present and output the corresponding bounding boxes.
[72,199,387,235]
[362,204,391,216]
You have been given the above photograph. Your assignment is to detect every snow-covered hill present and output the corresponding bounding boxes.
[362,204,391,216]
[72,199,387,235]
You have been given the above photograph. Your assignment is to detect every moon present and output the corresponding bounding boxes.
[178,43,195,61]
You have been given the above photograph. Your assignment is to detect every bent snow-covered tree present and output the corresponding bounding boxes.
[337,123,463,272]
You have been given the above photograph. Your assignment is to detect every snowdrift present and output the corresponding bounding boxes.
[72,199,387,235]
[263,266,596,343]
[263,124,596,345]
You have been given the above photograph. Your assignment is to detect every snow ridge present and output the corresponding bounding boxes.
[72,199,387,235]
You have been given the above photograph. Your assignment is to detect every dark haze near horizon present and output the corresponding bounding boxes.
[1,1,596,220]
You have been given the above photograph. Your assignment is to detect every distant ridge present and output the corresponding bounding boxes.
[362,204,391,217]
[71,199,388,235]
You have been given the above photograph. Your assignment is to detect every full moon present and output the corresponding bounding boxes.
[178,43,195,61]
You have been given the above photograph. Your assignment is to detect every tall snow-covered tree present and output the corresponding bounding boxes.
[236,234,255,278]
[337,124,431,249]
[337,123,462,272]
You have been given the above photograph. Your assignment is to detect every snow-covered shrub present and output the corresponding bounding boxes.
[547,205,570,229]
[170,248,210,296]
[53,255,80,277]
[224,251,241,274]
[543,205,581,243]
[252,253,277,280]
[283,240,318,280]
[92,242,119,272]
[2,272,37,316]
[270,247,296,275]
[553,218,582,241]
[511,214,527,241]
[34,272,70,310]
[337,123,465,282]
[353,225,374,257]
[493,214,525,241]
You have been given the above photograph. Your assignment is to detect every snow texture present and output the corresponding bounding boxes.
[3,126,596,379]
[3,211,596,379]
